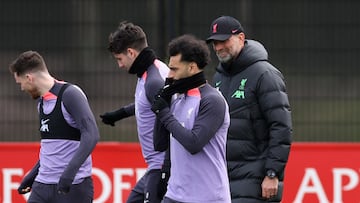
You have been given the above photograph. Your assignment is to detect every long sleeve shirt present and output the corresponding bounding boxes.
[157,84,231,203]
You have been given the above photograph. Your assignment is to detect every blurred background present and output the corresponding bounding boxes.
[0,0,359,142]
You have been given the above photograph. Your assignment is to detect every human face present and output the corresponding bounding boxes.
[14,73,41,99]
[212,33,245,63]
[113,48,137,71]
[168,54,194,80]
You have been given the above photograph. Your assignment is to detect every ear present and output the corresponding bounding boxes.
[25,73,33,82]
[238,32,245,41]
[188,62,199,73]
[127,48,138,58]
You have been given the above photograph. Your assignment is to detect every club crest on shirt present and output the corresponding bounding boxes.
[40,119,50,132]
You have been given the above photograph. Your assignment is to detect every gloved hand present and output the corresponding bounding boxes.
[57,177,73,194]
[100,107,128,126]
[18,175,35,194]
[151,95,169,114]
[157,88,172,105]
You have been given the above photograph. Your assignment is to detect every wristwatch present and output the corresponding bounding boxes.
[266,169,277,179]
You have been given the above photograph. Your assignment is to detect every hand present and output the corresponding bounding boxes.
[261,176,279,199]
[17,175,36,194]
[151,95,169,114]
[18,184,31,194]
[57,177,73,194]
[157,88,172,104]
[100,108,127,126]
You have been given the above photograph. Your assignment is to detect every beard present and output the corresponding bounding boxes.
[216,51,233,64]
[217,54,232,63]
[27,87,41,100]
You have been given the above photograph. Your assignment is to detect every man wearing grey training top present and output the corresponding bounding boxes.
[152,34,231,203]
[10,50,99,203]
[100,21,170,203]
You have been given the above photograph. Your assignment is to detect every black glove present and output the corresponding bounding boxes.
[157,88,172,104]
[18,175,35,194]
[57,177,73,194]
[151,78,175,115]
[100,107,128,126]
[151,95,169,114]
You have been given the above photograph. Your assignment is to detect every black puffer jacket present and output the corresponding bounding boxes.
[212,40,292,202]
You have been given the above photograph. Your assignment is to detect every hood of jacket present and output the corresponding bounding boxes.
[216,39,268,75]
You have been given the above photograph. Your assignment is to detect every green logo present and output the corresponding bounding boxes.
[231,79,247,99]
[215,81,222,87]
[240,79,247,90]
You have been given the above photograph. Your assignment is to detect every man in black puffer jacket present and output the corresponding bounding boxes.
[206,16,293,203]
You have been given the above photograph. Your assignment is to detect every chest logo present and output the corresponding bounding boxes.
[231,79,247,99]
[215,81,222,91]
[40,119,50,132]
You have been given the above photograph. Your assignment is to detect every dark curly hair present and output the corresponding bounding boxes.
[168,34,211,69]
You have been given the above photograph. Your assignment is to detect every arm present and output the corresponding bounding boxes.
[258,69,292,174]
[18,160,40,194]
[100,103,135,126]
[157,92,226,154]
[153,117,170,151]
[123,103,135,115]
[144,67,170,151]
[257,68,292,199]
[59,85,100,192]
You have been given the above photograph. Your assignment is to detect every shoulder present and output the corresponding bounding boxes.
[146,60,169,80]
[200,84,226,106]
[62,83,88,101]
[248,60,284,82]
[145,64,167,90]
[197,85,228,120]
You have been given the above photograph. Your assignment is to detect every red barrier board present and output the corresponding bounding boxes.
[0,142,147,203]
[282,143,360,203]
[1,142,360,203]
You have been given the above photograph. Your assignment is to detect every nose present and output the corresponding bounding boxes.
[117,61,124,69]
[167,71,174,79]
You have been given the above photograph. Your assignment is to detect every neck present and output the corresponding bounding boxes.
[38,73,55,96]
[162,71,207,96]
[128,47,157,77]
